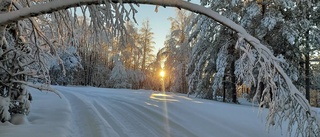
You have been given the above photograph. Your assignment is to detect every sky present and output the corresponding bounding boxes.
[134,5,177,53]
[134,0,199,54]
[135,5,176,52]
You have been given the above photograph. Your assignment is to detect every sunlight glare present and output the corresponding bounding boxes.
[160,70,165,78]
[158,69,170,137]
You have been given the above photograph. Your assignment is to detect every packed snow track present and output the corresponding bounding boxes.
[0,86,287,137]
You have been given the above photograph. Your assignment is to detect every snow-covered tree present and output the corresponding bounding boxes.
[108,55,131,88]
[0,0,135,122]
[160,9,194,93]
[50,46,82,85]
[139,19,155,72]
[127,70,145,89]
[0,0,61,122]
[186,14,225,99]
[294,1,320,102]
[186,0,320,135]
[122,21,142,70]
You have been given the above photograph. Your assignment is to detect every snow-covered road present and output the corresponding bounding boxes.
[59,86,284,137]
[1,86,286,137]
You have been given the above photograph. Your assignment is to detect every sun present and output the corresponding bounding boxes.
[160,70,165,78]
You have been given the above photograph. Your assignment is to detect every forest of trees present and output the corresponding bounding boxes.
[0,0,319,136]
[47,1,320,107]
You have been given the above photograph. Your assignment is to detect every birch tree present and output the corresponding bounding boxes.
[139,19,155,73]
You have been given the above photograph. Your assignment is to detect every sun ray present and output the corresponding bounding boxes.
[159,70,170,137]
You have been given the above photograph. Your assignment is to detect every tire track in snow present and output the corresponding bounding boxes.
[93,96,198,137]
[91,100,132,137]
[92,100,163,137]
[61,88,198,137]
[62,90,121,137]
[58,87,282,137]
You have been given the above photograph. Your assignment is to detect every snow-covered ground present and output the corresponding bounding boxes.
[0,86,293,137]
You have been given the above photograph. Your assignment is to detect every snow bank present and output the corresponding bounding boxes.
[0,88,72,137]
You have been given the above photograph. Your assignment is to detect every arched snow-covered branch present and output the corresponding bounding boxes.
[0,0,318,135]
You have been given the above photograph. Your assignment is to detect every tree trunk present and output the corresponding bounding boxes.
[142,42,146,72]
[259,82,264,102]
[223,75,226,102]
[231,60,237,103]
[182,65,187,93]
[305,29,310,103]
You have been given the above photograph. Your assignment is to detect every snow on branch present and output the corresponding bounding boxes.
[235,35,320,136]
[11,1,66,76]
[11,80,61,98]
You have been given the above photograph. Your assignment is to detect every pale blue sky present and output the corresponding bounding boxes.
[134,5,175,53]
[134,1,199,54]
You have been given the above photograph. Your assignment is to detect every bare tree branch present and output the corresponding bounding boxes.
[11,80,61,98]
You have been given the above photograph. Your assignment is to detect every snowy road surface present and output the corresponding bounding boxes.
[0,86,287,137]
